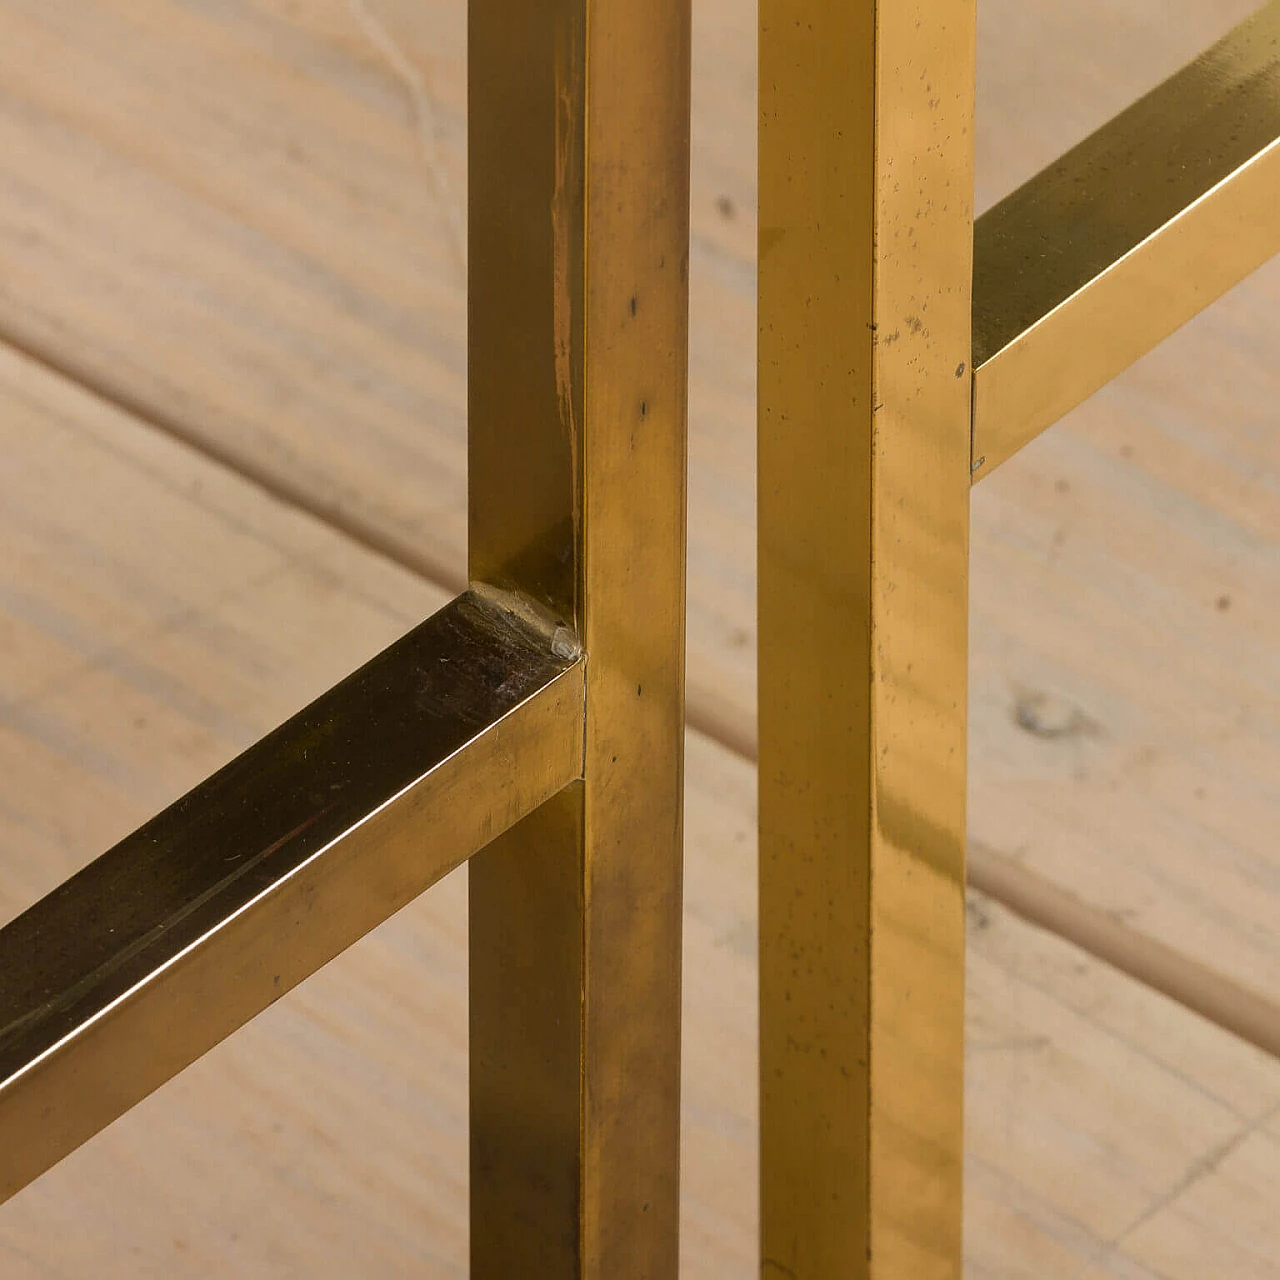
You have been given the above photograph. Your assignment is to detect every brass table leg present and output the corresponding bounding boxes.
[468,0,692,1273]
[759,1,976,1274]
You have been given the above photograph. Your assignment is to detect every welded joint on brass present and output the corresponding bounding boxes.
[969,359,984,478]
[550,626,579,660]
[469,580,582,658]
[465,583,586,783]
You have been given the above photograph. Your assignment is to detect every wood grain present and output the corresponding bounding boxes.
[2,0,1280,1270]
[1,349,1279,1273]
[1,0,1276,1023]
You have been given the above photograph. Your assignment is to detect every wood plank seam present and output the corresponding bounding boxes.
[1,321,1276,1074]
[344,0,466,272]
[2,333,1279,1275]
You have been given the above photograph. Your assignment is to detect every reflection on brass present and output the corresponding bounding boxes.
[10,0,1274,1262]
[0,592,584,1203]
[761,1,1280,1275]
[759,0,974,1274]
[467,0,691,1271]
[0,0,689,1258]
[973,0,1280,479]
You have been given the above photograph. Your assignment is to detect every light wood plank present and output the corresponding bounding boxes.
[955,0,1280,1027]
[2,349,1279,1273]
[1115,1114,1280,1280]
[1,0,1277,1017]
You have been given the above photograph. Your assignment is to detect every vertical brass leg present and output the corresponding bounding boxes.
[759,1,976,1275]
[467,0,691,1273]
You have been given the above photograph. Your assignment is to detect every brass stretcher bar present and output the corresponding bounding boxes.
[0,0,692,1272]
[0,592,584,1203]
[973,1,1280,479]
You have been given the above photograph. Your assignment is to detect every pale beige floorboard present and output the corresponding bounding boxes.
[1112,1113,1280,1280]
[1,0,1277,1013]
[1,350,1279,1273]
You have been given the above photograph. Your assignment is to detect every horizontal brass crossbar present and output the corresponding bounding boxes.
[972,0,1280,480]
[0,591,584,1202]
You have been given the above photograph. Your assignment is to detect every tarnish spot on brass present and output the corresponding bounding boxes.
[551,24,580,555]
[759,226,786,260]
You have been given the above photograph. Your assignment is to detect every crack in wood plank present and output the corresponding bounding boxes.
[345,0,465,273]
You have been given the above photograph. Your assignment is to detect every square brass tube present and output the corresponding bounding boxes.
[758,0,1280,1276]
[759,0,976,1274]
[972,0,1280,480]
[5,0,1280,1266]
[0,592,585,1203]
[467,0,691,1272]
[0,0,691,1272]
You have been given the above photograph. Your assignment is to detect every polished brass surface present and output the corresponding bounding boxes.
[759,0,974,1274]
[467,0,690,1273]
[0,591,584,1204]
[0,0,691,1250]
[972,0,1280,479]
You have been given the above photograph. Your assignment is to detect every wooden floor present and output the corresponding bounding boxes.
[0,0,1277,1274]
